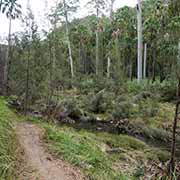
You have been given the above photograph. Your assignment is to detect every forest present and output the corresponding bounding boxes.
[0,0,180,179]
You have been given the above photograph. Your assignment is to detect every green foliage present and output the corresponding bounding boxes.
[138,99,159,117]
[87,89,113,113]
[155,81,177,101]
[125,80,177,102]
[0,97,17,179]
[6,0,180,104]
[112,99,134,119]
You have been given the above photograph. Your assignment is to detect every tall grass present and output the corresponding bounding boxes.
[0,97,17,179]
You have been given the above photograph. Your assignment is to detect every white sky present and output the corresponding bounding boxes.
[0,0,136,39]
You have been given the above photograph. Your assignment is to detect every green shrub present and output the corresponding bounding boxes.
[138,99,159,118]
[87,90,113,113]
[112,96,135,119]
[124,80,176,102]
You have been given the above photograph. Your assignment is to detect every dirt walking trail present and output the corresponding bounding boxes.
[16,123,84,180]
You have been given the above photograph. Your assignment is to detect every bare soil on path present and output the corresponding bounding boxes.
[16,123,85,180]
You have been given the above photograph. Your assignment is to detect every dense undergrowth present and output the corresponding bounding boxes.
[33,79,176,143]
[0,97,17,179]
[45,78,176,121]
[1,79,178,179]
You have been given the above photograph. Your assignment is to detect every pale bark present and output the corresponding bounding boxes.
[95,8,99,76]
[137,0,143,82]
[115,37,122,79]
[107,0,114,78]
[3,16,12,95]
[63,0,74,78]
[143,43,147,78]
[107,56,111,78]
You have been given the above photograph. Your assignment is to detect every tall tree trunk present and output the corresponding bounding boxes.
[101,34,104,75]
[48,36,56,105]
[63,0,74,78]
[137,0,143,82]
[96,8,99,76]
[107,55,111,78]
[107,0,114,78]
[143,43,147,78]
[115,37,122,80]
[129,48,133,81]
[79,41,86,74]
[95,28,99,75]
[25,44,30,115]
[130,60,133,81]
[3,16,12,96]
[152,47,156,82]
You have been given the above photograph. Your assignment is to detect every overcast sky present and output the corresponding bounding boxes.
[0,0,136,39]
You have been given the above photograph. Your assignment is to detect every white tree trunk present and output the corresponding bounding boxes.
[106,0,114,78]
[137,0,143,82]
[143,43,147,78]
[107,56,111,78]
[95,7,100,76]
[96,29,99,75]
[63,0,74,78]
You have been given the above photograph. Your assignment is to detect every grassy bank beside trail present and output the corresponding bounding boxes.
[27,117,169,180]
[0,97,17,179]
[0,96,171,179]
[43,124,130,180]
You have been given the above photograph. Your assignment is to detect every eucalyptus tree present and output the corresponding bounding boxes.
[2,0,21,95]
[53,0,79,78]
[70,23,91,74]
[137,0,143,82]
[86,0,106,76]
[107,0,115,78]
[113,6,136,80]
[22,2,35,114]
[48,2,62,104]
[143,43,147,78]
